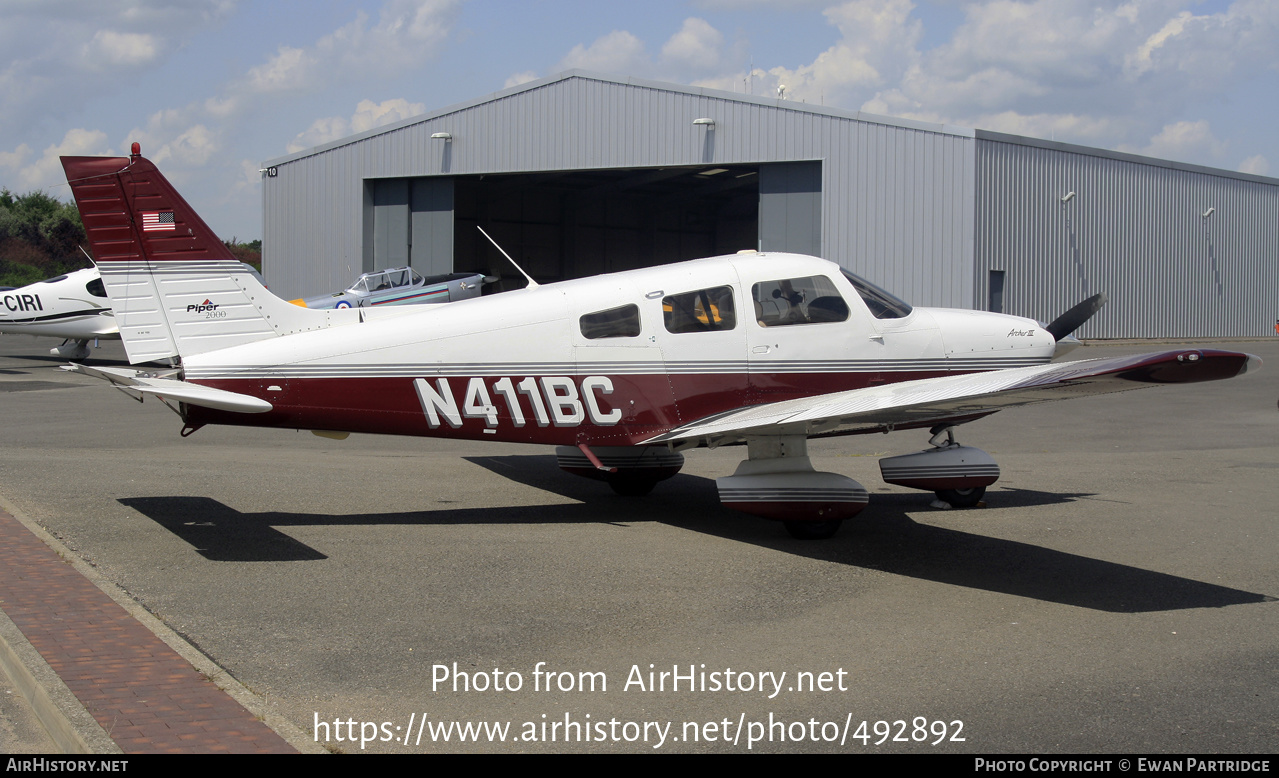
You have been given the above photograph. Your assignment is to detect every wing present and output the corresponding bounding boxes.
[642,349,1259,447]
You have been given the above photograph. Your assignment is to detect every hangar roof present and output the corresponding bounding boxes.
[264,69,975,168]
[265,70,1276,187]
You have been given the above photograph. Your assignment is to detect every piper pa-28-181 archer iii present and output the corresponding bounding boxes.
[0,267,118,359]
[60,146,1261,539]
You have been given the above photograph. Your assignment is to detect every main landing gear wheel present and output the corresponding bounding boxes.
[783,519,844,540]
[608,476,659,497]
[935,487,986,508]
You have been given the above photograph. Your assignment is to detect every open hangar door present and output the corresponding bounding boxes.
[451,164,762,288]
[365,161,821,289]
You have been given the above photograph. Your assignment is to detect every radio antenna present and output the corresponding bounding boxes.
[477,226,538,290]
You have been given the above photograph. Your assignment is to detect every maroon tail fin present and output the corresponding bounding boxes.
[60,150,327,364]
[61,151,236,265]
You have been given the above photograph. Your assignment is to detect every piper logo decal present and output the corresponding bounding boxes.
[187,299,226,319]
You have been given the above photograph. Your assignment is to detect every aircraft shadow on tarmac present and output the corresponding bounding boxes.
[119,455,1271,614]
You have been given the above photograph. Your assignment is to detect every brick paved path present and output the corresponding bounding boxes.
[0,508,296,753]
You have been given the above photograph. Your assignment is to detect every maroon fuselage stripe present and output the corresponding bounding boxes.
[184,370,951,445]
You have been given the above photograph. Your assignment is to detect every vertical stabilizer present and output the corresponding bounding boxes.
[61,150,332,364]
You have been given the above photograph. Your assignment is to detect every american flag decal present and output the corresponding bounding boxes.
[142,211,176,232]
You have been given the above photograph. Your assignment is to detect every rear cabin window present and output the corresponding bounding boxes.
[662,286,736,334]
[752,275,849,326]
[86,278,107,298]
[580,304,641,339]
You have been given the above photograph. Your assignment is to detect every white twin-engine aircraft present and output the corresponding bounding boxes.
[61,148,1260,538]
[0,267,118,359]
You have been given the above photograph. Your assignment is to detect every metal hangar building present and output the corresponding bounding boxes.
[261,70,1278,339]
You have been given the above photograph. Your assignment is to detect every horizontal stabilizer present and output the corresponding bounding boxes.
[64,363,272,414]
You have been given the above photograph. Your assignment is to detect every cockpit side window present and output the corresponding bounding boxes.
[86,278,107,298]
[580,304,641,339]
[662,286,736,334]
[839,269,913,319]
[752,275,849,327]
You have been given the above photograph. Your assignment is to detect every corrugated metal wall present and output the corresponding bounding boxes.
[975,136,1279,338]
[263,72,976,307]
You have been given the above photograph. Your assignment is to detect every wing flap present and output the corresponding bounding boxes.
[643,349,1258,445]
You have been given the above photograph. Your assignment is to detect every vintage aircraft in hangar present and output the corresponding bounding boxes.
[59,147,1260,538]
[0,267,118,359]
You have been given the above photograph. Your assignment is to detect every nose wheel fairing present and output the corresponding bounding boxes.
[878,444,1000,492]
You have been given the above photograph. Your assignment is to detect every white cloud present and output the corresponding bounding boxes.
[504,71,539,89]
[241,0,460,97]
[285,98,427,154]
[13,128,113,192]
[0,2,238,138]
[238,159,262,187]
[660,18,725,72]
[537,16,737,87]
[350,98,425,133]
[1137,120,1226,161]
[247,45,314,93]
[971,111,1122,144]
[556,30,650,74]
[0,144,33,174]
[688,1,921,105]
[827,0,1279,165]
[761,0,920,103]
[286,117,350,155]
[1237,155,1269,176]
[84,30,159,67]
[152,124,219,167]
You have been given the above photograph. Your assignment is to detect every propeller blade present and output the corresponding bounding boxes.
[1046,293,1107,341]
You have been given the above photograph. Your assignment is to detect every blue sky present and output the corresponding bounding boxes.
[2,0,1275,241]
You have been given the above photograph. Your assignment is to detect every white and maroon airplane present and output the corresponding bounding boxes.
[60,147,1260,538]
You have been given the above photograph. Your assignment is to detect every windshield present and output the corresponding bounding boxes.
[840,269,913,319]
